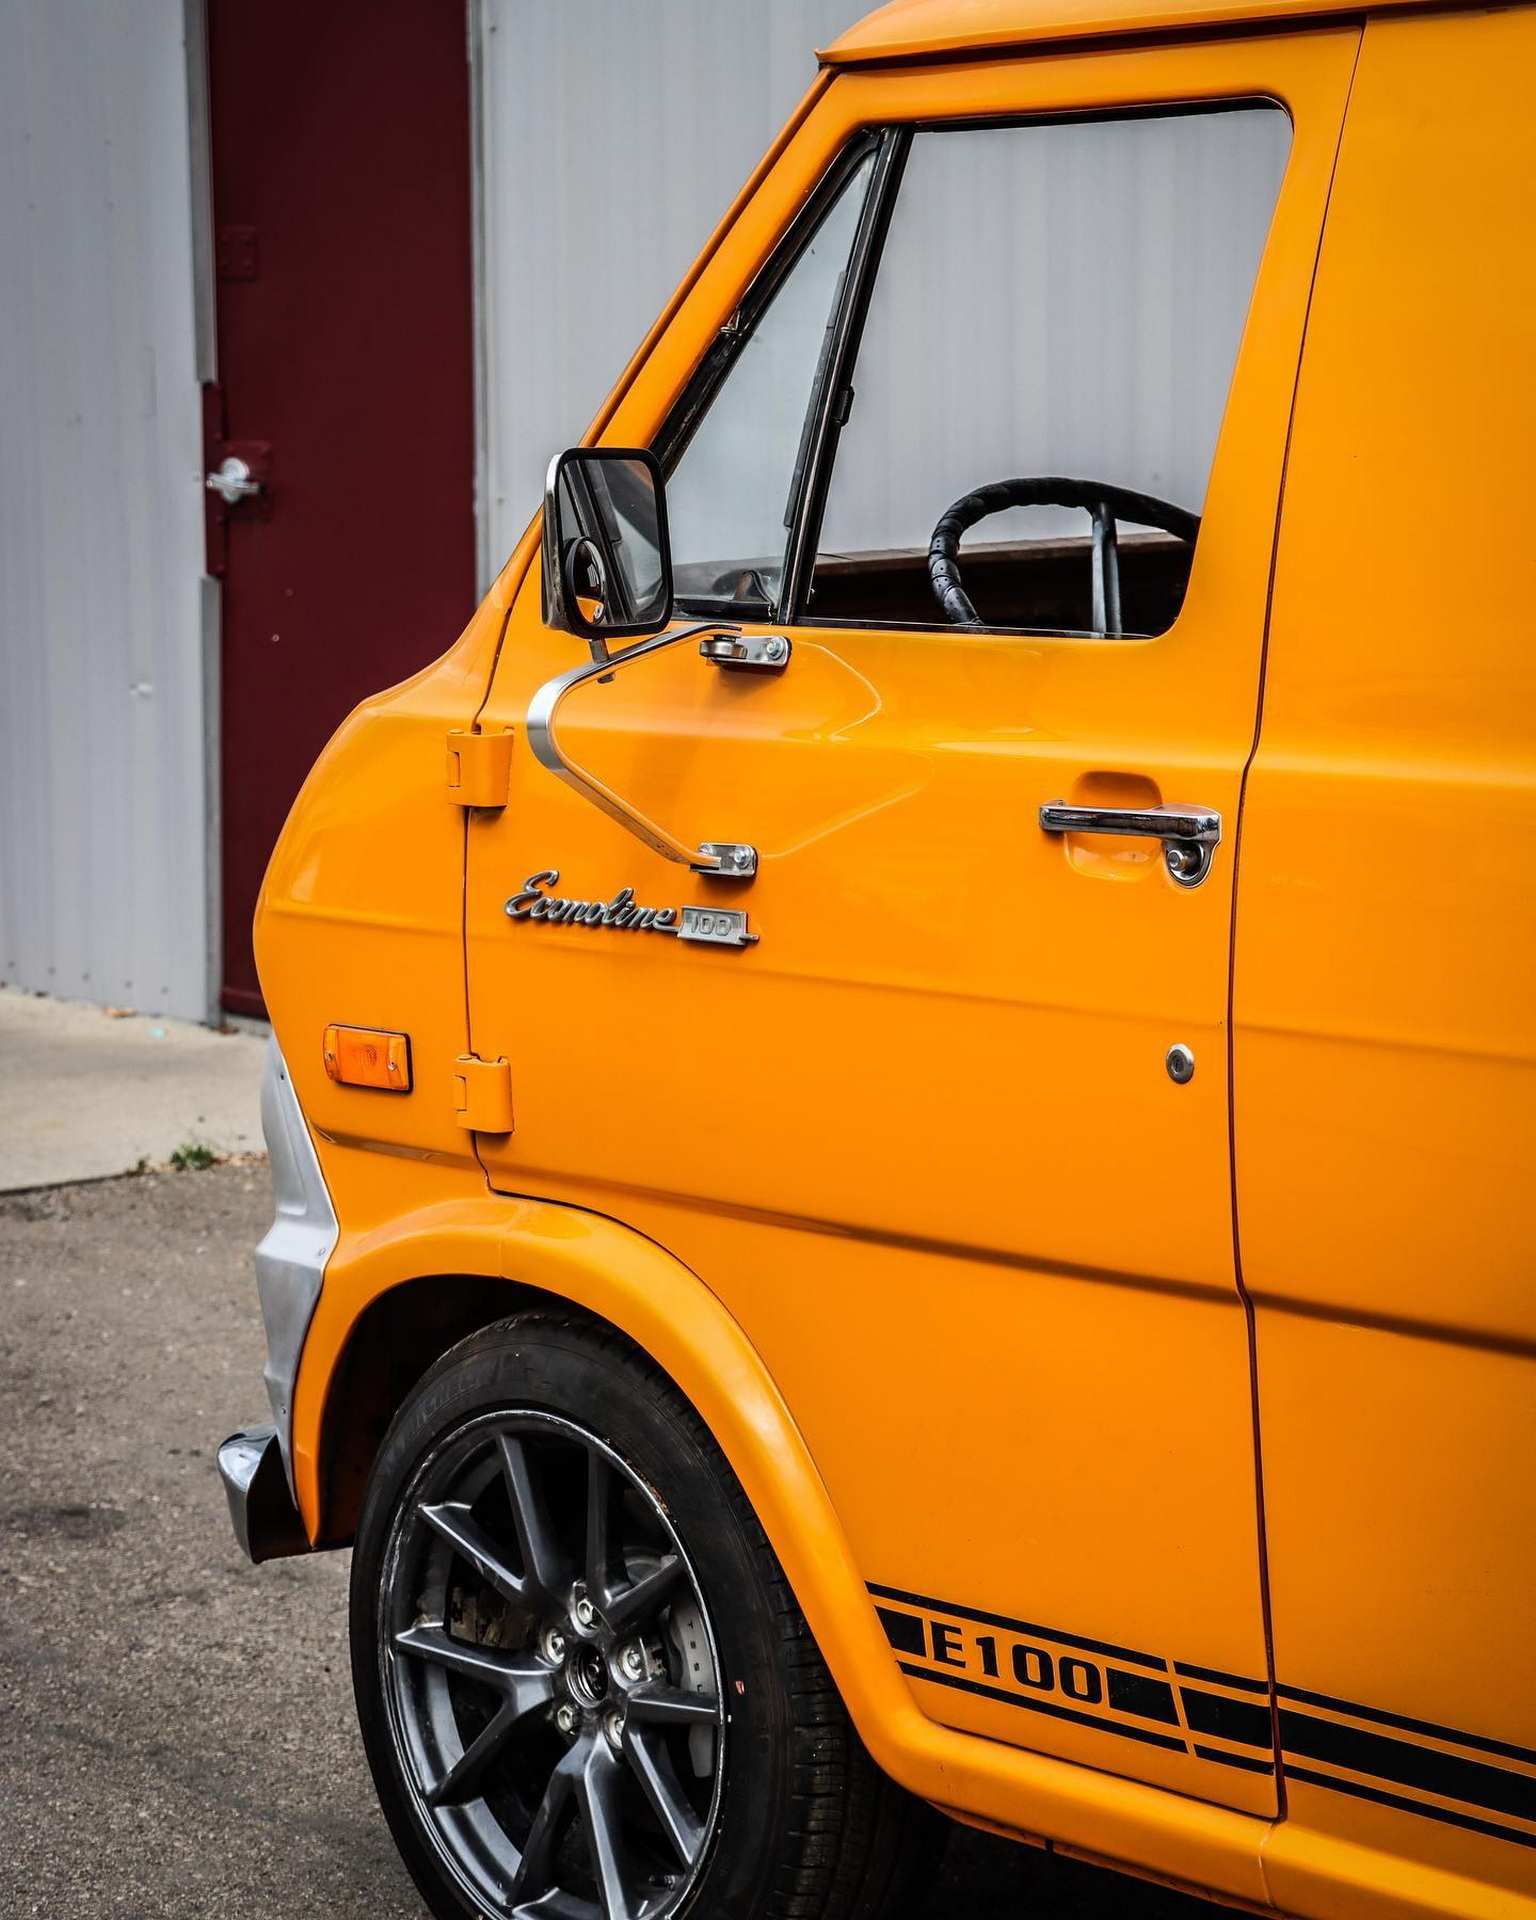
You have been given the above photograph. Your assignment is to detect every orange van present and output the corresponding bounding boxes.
[218,1,1536,1914]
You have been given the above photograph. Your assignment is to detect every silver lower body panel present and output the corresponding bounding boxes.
[253,1039,339,1490]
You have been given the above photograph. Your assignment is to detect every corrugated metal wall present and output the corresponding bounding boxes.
[478,0,859,579]
[0,0,1297,1022]
[0,0,210,1020]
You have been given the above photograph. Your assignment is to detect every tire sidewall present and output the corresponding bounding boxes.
[351,1316,803,1920]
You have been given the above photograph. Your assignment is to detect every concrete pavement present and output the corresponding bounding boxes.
[0,986,265,1191]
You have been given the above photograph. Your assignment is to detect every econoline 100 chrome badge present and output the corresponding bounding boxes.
[504,870,758,949]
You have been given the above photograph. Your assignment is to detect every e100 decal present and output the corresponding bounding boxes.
[870,1581,1536,1850]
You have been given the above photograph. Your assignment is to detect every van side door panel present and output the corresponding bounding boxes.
[1238,11,1536,1904]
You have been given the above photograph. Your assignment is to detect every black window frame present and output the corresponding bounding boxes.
[655,126,909,626]
[655,97,1288,640]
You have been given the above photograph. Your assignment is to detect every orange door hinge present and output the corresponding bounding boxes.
[446,729,513,807]
[453,1054,515,1133]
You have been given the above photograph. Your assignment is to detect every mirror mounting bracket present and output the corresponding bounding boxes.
[526,625,759,879]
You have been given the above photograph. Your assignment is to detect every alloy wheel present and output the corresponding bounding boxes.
[379,1409,724,1919]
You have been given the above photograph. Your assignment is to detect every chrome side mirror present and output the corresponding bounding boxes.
[541,447,673,658]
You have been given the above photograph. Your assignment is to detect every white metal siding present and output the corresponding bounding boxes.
[478,0,859,581]
[0,0,209,1019]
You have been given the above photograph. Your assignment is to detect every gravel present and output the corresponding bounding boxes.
[0,1164,1216,1917]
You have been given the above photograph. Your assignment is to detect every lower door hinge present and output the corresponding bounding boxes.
[453,1054,514,1134]
[446,729,513,808]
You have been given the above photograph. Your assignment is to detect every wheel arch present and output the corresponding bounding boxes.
[293,1192,927,1758]
[313,1267,542,1549]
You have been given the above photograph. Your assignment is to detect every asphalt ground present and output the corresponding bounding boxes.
[0,1164,1220,1918]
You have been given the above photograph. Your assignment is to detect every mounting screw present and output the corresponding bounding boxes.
[555,1704,578,1735]
[574,1596,596,1629]
[764,636,788,663]
[1166,1044,1195,1085]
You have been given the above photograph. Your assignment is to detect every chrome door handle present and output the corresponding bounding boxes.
[527,625,758,878]
[205,455,262,505]
[1039,802,1222,887]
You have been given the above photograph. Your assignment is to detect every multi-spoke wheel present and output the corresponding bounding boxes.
[352,1314,947,1920]
[382,1412,721,1918]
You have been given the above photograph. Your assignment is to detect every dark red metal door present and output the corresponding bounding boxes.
[207,0,476,1016]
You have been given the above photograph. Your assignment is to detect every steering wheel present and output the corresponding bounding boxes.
[928,477,1200,633]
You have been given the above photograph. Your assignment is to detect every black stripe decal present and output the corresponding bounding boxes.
[1195,1744,1276,1775]
[1280,1710,1536,1825]
[1174,1661,1269,1695]
[899,1661,1187,1752]
[1286,1766,1536,1853]
[869,1583,1166,1671]
[1181,1688,1274,1750]
[1278,1685,1536,1770]
[874,1606,926,1658]
[1106,1668,1181,1726]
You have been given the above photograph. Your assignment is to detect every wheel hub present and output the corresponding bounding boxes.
[567,1640,608,1707]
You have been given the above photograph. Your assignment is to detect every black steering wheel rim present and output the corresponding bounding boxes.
[928,477,1201,630]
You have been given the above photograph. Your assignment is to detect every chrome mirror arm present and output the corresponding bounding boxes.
[526,625,759,878]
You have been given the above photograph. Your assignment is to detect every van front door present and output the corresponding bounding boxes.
[466,32,1357,1815]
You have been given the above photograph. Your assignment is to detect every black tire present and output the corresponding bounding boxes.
[350,1310,947,1920]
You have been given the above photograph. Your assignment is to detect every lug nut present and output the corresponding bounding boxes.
[541,1625,567,1664]
[575,1596,596,1628]
[555,1703,578,1735]
[604,1709,626,1747]
[617,1640,646,1683]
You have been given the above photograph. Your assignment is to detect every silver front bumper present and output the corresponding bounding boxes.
[218,1424,310,1563]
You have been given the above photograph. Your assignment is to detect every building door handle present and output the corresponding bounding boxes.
[205,455,263,505]
[1039,802,1222,887]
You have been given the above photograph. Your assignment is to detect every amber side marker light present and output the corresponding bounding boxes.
[323,1024,412,1092]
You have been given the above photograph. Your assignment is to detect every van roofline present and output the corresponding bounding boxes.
[820,0,1467,66]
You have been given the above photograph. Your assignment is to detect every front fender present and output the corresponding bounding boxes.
[290,1190,929,1762]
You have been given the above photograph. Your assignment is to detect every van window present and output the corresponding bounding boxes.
[666,149,877,621]
[808,107,1290,636]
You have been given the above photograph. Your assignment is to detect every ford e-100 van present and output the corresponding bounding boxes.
[217,1,1536,1915]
